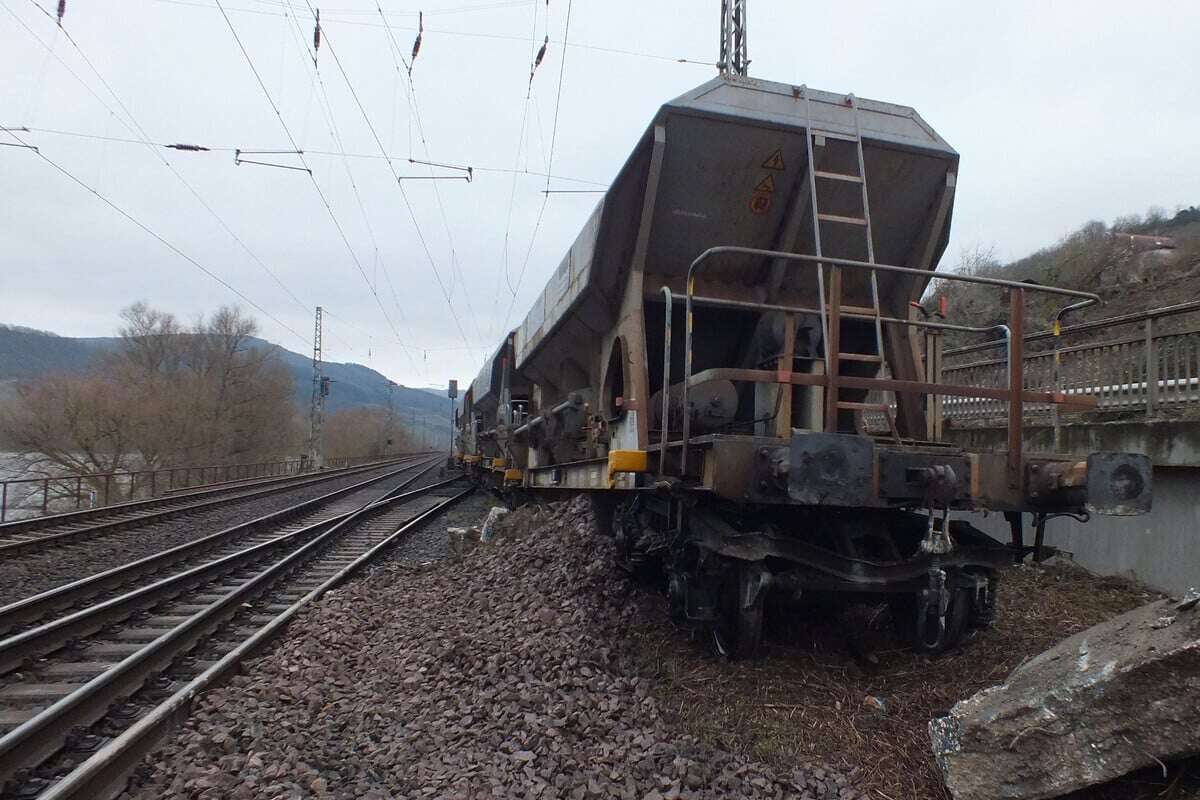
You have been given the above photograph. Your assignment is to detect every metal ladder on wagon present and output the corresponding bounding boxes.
[803,92,902,442]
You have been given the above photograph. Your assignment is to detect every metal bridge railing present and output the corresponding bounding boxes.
[940,301,1200,424]
[0,454,391,523]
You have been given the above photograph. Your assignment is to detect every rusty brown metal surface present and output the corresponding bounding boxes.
[685,367,1098,409]
[825,266,843,433]
[1008,288,1025,489]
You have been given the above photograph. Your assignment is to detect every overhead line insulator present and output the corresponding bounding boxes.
[410,11,423,74]
[56,0,65,26]
[313,9,321,68]
[528,35,548,90]
[165,143,211,152]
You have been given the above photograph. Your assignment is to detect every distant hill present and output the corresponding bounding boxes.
[0,325,453,442]
[933,205,1200,344]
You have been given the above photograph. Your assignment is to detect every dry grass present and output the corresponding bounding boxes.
[628,561,1200,799]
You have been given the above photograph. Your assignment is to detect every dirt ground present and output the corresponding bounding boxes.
[627,558,1200,799]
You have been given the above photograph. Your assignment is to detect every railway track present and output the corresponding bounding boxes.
[0,456,442,637]
[0,468,471,799]
[0,454,431,556]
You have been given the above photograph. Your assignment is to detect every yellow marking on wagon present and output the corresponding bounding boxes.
[761,148,785,170]
[607,449,648,488]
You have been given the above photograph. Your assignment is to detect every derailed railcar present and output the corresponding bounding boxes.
[457,75,1152,656]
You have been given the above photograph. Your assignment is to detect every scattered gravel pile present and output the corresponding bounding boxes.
[123,497,859,800]
[0,464,424,605]
[388,490,495,564]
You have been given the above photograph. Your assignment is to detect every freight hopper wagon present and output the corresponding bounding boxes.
[459,76,1152,656]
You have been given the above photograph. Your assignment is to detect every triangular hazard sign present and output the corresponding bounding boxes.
[761,149,785,170]
[754,174,776,193]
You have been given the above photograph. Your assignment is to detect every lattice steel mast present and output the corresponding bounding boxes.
[718,0,748,76]
[307,306,326,470]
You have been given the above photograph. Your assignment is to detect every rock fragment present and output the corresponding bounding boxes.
[931,596,1200,800]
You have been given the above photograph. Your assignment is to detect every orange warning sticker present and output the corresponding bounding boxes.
[749,192,773,215]
[754,174,776,193]
[761,149,785,171]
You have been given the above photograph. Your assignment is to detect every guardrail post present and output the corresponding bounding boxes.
[1145,317,1157,418]
[75,476,83,510]
[42,479,50,514]
[1052,322,1062,452]
[1007,288,1024,490]
[1,483,6,523]
[103,474,111,507]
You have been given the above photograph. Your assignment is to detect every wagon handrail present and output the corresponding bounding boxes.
[678,246,1102,476]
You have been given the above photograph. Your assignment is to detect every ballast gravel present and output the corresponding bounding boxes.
[122,496,859,800]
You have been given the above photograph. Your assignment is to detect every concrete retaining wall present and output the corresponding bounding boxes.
[946,419,1200,467]
[966,466,1200,595]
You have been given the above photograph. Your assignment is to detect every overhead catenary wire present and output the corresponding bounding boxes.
[294,2,476,356]
[499,0,572,336]
[542,0,571,191]
[2,127,309,345]
[152,0,713,67]
[248,0,533,16]
[13,125,607,185]
[279,0,423,373]
[213,0,415,363]
[488,0,539,341]
[6,0,319,345]
[16,0,313,319]
[375,0,489,354]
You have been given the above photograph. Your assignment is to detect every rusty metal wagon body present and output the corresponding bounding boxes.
[456,74,1152,655]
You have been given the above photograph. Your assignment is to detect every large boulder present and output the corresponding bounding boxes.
[930,591,1200,800]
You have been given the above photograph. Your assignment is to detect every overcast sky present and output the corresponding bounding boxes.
[2,0,1197,389]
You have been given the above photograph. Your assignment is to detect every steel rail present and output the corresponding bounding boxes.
[36,486,472,800]
[0,463,442,674]
[0,455,427,557]
[0,455,423,537]
[0,456,441,635]
[156,454,414,495]
[0,473,467,791]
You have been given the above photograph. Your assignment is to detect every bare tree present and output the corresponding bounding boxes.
[0,303,302,506]
[324,407,414,460]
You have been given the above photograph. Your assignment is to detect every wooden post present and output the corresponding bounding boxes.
[1007,288,1025,490]
[824,267,843,433]
[1145,317,1157,417]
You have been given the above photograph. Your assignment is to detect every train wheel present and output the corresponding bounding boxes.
[890,587,971,655]
[712,562,765,660]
